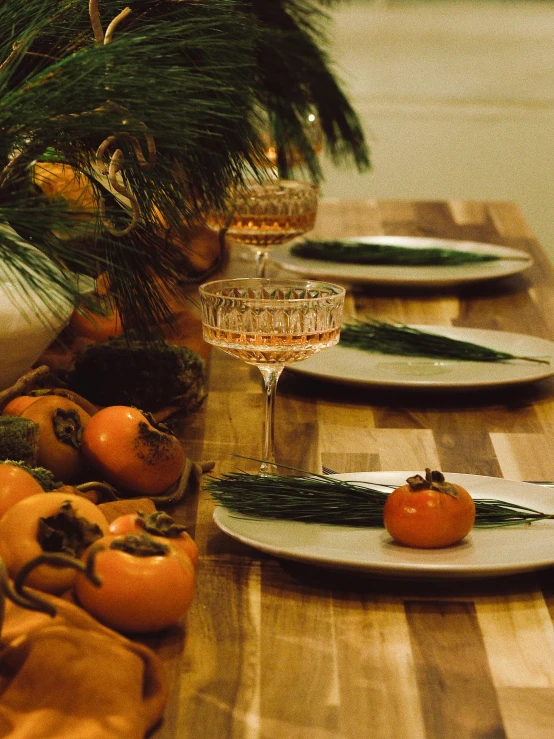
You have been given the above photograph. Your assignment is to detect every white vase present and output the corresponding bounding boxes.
[0,225,74,390]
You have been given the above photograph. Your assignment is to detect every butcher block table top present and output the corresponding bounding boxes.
[150,200,554,739]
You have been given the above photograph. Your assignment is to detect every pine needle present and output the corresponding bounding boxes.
[291,239,527,265]
[0,0,370,332]
[207,471,554,528]
[339,320,551,365]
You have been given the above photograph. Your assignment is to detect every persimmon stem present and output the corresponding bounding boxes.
[0,551,103,635]
[76,480,119,501]
[406,469,459,498]
[0,558,55,626]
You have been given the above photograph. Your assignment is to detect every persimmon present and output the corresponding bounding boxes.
[75,532,196,633]
[0,462,45,518]
[94,272,111,295]
[70,298,123,342]
[0,492,109,593]
[2,395,39,416]
[383,469,476,548]
[81,406,185,495]
[20,396,91,482]
[108,511,199,567]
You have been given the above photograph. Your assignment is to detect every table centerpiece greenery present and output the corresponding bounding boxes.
[0,0,370,335]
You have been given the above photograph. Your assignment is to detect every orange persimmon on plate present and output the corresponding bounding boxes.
[383,468,476,548]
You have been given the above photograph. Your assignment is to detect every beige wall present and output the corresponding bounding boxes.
[320,0,554,254]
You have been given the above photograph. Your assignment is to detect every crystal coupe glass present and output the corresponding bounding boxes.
[208,180,319,278]
[199,278,345,474]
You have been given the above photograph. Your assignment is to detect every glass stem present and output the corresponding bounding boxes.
[257,365,284,475]
[255,249,269,278]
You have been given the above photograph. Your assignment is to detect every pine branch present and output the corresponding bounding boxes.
[0,0,264,330]
[291,239,514,265]
[248,0,370,179]
[0,0,370,331]
[207,470,554,528]
[340,320,551,365]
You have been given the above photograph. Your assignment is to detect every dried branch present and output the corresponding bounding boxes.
[89,0,104,43]
[92,4,153,237]
[97,131,156,171]
[125,133,156,170]
[0,41,22,75]
[0,365,50,411]
[95,146,140,236]
[104,6,132,45]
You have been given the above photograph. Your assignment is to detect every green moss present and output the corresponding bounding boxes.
[2,460,61,491]
[0,416,40,466]
[66,336,207,413]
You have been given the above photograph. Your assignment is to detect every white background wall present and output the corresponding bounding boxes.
[320,0,554,254]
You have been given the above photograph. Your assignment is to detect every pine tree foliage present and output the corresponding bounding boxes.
[0,0,369,332]
[248,0,369,178]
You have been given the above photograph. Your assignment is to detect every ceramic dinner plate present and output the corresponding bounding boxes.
[270,236,533,286]
[213,472,554,579]
[285,326,554,390]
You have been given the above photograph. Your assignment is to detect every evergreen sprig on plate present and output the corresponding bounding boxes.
[339,320,550,365]
[207,471,554,528]
[290,239,526,265]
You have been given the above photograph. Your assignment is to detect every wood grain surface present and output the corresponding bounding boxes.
[149,200,554,739]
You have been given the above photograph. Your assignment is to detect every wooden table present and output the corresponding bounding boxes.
[150,200,554,739]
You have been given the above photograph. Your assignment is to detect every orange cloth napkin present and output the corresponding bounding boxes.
[0,592,167,738]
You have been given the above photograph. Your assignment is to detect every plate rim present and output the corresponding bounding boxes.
[271,236,534,286]
[286,325,554,390]
[213,472,554,579]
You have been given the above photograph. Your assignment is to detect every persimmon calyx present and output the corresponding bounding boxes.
[140,409,173,435]
[110,533,170,557]
[38,501,104,558]
[405,468,459,498]
[52,408,85,449]
[136,510,189,538]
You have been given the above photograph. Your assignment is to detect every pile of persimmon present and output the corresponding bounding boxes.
[0,464,197,633]
[0,396,195,633]
[383,469,476,548]
[3,398,185,496]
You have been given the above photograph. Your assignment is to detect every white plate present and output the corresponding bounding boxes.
[213,472,554,579]
[286,326,554,390]
[271,236,533,286]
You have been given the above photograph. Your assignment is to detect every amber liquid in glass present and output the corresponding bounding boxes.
[203,325,340,364]
[225,211,317,247]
